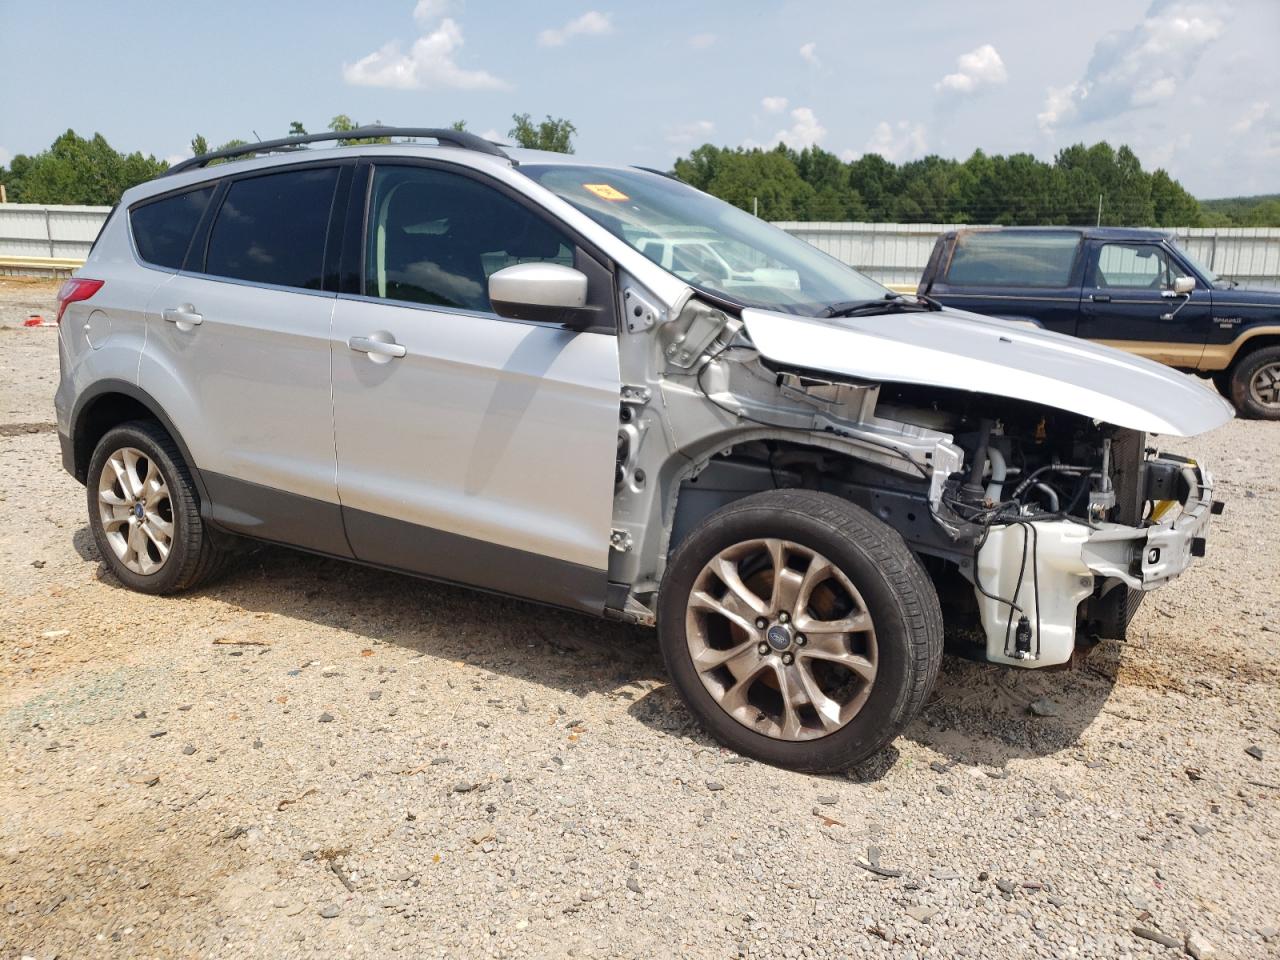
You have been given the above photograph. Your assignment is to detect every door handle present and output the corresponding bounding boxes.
[1090,294,1111,303]
[348,333,407,360]
[162,304,203,326]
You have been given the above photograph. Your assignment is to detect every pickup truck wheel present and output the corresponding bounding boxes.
[1230,346,1280,419]
[657,490,943,772]
[87,420,230,594]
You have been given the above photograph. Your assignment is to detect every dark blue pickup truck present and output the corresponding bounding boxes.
[917,227,1280,419]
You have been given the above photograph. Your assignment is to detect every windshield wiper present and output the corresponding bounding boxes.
[820,293,943,319]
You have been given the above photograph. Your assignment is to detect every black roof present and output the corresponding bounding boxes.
[942,226,1172,242]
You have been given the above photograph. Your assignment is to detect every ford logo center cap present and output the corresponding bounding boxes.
[766,624,792,651]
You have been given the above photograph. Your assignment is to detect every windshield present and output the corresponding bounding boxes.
[521,164,889,315]
[1171,239,1219,285]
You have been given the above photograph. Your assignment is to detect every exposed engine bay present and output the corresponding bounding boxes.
[608,289,1223,669]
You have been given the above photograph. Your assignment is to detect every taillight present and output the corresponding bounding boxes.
[55,278,104,325]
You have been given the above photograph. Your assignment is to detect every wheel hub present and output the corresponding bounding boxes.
[765,623,793,651]
[1250,362,1280,409]
[96,446,174,576]
[684,537,878,742]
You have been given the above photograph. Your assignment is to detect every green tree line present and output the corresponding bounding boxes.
[0,114,579,205]
[2,121,1276,228]
[672,141,1224,226]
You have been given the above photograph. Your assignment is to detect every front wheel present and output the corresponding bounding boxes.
[657,490,943,772]
[1230,345,1280,420]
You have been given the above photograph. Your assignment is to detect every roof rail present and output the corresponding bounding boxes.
[632,165,679,180]
[166,126,510,175]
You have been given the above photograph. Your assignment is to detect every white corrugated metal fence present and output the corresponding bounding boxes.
[0,203,112,260]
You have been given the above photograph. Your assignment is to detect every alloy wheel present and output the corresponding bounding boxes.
[97,446,174,575]
[684,538,878,741]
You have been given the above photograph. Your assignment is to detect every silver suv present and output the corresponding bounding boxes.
[55,127,1232,771]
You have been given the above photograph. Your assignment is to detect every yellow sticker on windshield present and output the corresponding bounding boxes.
[583,183,629,201]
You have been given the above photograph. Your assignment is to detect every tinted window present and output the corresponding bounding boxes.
[130,187,214,270]
[945,232,1081,287]
[205,167,338,289]
[1096,243,1176,289]
[365,165,573,311]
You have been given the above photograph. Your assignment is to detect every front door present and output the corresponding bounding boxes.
[329,162,621,613]
[1078,240,1212,369]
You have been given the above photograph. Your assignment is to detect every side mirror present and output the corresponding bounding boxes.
[489,263,593,327]
[1160,275,1196,320]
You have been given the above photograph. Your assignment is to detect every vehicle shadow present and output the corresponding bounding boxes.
[623,642,1119,780]
[902,645,1119,770]
[80,530,669,697]
[80,530,1120,776]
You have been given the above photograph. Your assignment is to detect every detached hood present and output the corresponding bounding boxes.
[741,306,1234,437]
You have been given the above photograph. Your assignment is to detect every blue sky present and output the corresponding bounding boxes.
[2,0,1277,198]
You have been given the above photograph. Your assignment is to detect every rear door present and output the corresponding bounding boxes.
[137,162,352,556]
[923,231,1085,335]
[329,161,621,613]
[1077,240,1212,369]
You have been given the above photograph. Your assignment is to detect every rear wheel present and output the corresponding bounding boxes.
[657,490,943,772]
[87,420,229,594]
[1230,345,1280,420]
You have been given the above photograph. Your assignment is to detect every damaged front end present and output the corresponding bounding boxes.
[936,418,1222,667]
[612,291,1230,669]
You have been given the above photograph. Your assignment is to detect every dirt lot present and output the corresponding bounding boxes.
[1,277,1278,959]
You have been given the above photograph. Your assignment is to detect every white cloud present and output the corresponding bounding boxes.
[936,43,1007,94]
[666,119,715,145]
[860,120,928,162]
[689,33,716,49]
[1037,0,1225,133]
[164,152,189,166]
[479,128,502,143]
[773,107,826,149]
[412,0,450,23]
[1231,100,1269,135]
[799,42,820,68]
[1037,82,1081,132]
[0,146,12,168]
[760,96,788,114]
[343,16,508,90]
[538,11,612,47]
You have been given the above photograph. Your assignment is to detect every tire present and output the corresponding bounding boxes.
[1210,370,1231,399]
[86,420,230,594]
[657,490,943,772]
[1229,345,1280,420]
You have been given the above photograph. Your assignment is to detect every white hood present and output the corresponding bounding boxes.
[741,307,1234,437]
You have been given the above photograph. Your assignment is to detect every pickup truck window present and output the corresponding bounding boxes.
[1095,243,1176,290]
[1170,239,1218,284]
[944,231,1080,287]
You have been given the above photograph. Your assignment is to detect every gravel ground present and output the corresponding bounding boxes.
[1,278,1278,959]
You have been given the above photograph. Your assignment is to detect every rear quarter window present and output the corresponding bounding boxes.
[945,232,1081,288]
[129,186,215,270]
